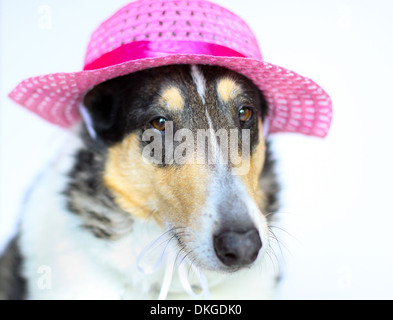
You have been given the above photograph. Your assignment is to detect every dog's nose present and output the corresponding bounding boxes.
[214,228,262,267]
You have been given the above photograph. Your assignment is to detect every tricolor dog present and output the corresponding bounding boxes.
[1,0,332,300]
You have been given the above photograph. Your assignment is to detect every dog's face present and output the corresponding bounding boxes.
[83,65,270,272]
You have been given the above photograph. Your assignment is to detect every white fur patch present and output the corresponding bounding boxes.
[191,65,206,105]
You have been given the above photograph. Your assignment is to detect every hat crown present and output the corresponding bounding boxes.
[85,0,262,66]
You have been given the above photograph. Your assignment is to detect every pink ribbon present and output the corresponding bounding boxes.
[83,40,246,71]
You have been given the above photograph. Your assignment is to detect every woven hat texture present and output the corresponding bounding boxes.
[9,0,332,137]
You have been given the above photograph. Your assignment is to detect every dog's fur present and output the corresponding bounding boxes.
[0,65,280,299]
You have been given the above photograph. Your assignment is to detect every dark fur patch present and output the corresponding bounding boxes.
[0,238,26,300]
[259,141,280,219]
[64,149,133,240]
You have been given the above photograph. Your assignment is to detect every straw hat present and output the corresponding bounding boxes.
[9,0,332,137]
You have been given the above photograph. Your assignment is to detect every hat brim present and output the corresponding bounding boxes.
[9,54,332,137]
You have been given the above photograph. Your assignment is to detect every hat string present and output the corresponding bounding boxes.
[137,233,211,300]
[79,103,97,140]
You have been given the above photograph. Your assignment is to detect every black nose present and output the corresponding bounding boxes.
[214,229,262,267]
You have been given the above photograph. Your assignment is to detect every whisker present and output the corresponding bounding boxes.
[268,225,295,238]
[177,250,194,268]
[264,245,277,268]
[268,228,285,258]
[267,238,281,267]
[152,229,177,249]
[268,225,300,250]
[264,211,277,219]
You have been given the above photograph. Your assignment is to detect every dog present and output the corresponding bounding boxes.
[0,64,280,299]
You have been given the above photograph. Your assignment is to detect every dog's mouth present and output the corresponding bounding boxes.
[137,212,266,299]
[167,224,264,273]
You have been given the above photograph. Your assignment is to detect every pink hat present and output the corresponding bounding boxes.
[9,0,332,137]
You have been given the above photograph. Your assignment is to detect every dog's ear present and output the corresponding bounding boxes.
[82,78,127,145]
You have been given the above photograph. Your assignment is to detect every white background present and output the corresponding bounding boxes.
[1,0,393,299]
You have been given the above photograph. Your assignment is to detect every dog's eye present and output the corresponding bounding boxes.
[239,107,253,123]
[151,117,167,131]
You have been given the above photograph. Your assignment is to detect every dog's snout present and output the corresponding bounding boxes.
[214,228,262,267]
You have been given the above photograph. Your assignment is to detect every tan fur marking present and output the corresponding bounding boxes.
[103,134,156,218]
[104,120,267,226]
[160,86,184,111]
[103,133,209,226]
[238,119,266,205]
[217,77,240,103]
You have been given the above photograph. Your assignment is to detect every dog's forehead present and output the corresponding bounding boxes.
[154,65,246,126]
